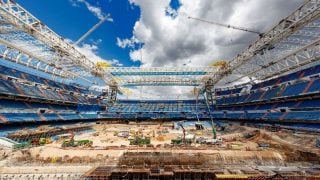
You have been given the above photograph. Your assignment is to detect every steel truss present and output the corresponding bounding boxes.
[0,0,104,78]
[0,40,95,83]
[106,67,219,87]
[230,0,320,69]
[0,0,318,95]
[0,43,68,77]
[122,77,203,86]
[213,0,320,86]
[231,38,320,83]
[106,67,217,76]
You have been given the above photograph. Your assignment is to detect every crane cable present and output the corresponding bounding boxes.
[187,15,264,37]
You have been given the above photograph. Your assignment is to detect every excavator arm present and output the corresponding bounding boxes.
[178,122,186,145]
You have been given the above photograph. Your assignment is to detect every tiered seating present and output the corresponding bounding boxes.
[0,98,107,124]
[281,81,308,97]
[251,63,320,90]
[0,65,104,96]
[0,78,103,105]
[215,87,242,96]
[108,100,207,113]
[213,63,320,123]
[0,99,76,110]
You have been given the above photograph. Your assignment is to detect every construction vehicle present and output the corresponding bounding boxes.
[171,121,193,145]
[128,129,150,145]
[39,138,52,145]
[62,131,92,147]
[129,136,150,145]
[31,138,40,146]
[195,122,204,130]
[13,142,30,149]
[201,122,223,145]
[211,122,217,139]
[178,121,186,144]
[171,137,183,145]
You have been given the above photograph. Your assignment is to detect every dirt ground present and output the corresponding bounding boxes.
[0,122,320,175]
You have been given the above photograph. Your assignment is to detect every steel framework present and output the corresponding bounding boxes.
[0,0,318,97]
[220,0,320,85]
[0,0,103,81]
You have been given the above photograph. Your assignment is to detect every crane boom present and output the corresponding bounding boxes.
[74,14,113,45]
[211,122,217,139]
[178,122,186,145]
[188,16,263,37]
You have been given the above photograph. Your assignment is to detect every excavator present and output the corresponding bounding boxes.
[171,121,193,145]
[62,131,92,147]
[211,122,217,140]
[178,122,186,145]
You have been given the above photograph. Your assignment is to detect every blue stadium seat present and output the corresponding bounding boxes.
[281,82,308,97]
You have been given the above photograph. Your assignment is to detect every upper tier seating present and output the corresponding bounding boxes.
[0,65,103,96]
[215,78,320,106]
[215,63,320,96]
[0,78,103,105]
[213,64,320,122]
[0,99,77,111]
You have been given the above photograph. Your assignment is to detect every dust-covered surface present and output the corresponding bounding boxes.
[0,122,320,178]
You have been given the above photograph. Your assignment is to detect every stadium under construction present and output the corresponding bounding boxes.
[0,0,320,179]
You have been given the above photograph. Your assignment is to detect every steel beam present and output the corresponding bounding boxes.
[229,0,320,70]
[0,0,104,77]
[209,0,320,87]
[0,40,94,83]
[106,67,218,76]
[229,38,320,83]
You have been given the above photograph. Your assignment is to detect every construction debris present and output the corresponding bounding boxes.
[1,122,320,178]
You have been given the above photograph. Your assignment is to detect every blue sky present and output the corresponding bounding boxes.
[17,0,141,67]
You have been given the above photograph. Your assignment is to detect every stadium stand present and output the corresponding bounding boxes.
[213,64,320,123]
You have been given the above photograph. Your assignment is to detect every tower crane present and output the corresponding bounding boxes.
[187,15,263,37]
[74,14,113,46]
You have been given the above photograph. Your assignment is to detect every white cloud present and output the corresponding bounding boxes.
[122,0,303,68]
[116,36,140,48]
[69,0,106,20]
[118,86,196,100]
[116,0,304,99]
[110,59,123,67]
[74,43,122,67]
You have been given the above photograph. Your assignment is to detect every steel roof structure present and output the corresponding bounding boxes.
[0,0,319,94]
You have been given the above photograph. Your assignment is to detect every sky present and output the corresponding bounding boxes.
[16,0,304,99]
